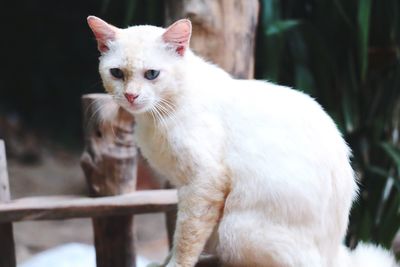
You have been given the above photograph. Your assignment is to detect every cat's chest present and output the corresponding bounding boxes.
[134,122,195,185]
[134,115,225,185]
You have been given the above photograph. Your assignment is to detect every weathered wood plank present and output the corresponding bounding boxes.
[0,140,16,267]
[0,189,178,223]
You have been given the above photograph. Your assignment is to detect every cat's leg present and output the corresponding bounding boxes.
[217,212,324,267]
[166,181,227,267]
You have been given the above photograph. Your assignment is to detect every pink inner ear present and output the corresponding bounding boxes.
[87,16,117,53]
[162,19,192,56]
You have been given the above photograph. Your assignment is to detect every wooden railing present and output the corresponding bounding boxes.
[0,94,178,267]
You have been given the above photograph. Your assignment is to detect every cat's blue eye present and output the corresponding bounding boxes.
[110,68,124,79]
[144,70,160,80]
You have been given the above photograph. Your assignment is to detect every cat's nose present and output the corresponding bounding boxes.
[124,93,139,104]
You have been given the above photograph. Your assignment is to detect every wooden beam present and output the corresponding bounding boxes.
[0,140,16,267]
[0,189,178,223]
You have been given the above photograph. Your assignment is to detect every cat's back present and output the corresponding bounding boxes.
[218,78,354,196]
[223,79,328,126]
[189,74,350,174]
[221,79,342,146]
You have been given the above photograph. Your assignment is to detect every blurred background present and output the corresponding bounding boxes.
[0,0,399,265]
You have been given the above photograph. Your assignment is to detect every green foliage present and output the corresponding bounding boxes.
[258,0,400,251]
[357,0,372,81]
[265,20,300,36]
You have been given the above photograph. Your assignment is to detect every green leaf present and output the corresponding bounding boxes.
[261,0,280,29]
[263,36,284,83]
[379,193,400,247]
[333,0,353,27]
[341,53,360,134]
[359,209,372,242]
[295,64,315,95]
[265,20,300,36]
[391,0,400,43]
[367,166,389,178]
[357,0,372,81]
[341,85,355,133]
[381,143,400,167]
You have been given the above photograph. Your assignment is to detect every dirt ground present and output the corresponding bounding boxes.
[7,149,168,265]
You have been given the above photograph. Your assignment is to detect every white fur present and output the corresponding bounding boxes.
[350,243,399,267]
[94,21,399,267]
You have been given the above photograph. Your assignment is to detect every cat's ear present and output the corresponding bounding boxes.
[87,16,119,53]
[162,19,192,56]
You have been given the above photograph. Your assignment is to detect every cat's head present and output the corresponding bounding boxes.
[87,16,192,114]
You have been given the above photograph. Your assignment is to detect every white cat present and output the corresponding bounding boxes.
[87,16,399,267]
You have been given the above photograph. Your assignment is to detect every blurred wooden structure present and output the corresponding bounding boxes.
[165,0,259,79]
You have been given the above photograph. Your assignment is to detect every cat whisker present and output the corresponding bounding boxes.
[157,98,180,128]
[159,98,176,109]
[84,98,104,122]
[159,101,174,115]
[155,102,170,117]
[152,105,169,149]
[86,95,121,142]
[87,101,108,128]
[112,95,126,103]
[149,107,158,139]
[154,104,168,129]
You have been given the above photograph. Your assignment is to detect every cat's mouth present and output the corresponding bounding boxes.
[114,97,149,114]
[123,102,148,113]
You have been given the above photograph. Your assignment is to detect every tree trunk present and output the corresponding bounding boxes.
[165,0,260,79]
[81,94,137,267]
[0,140,16,267]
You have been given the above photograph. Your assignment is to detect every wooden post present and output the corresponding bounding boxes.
[81,94,137,267]
[165,0,260,79]
[164,181,177,249]
[0,140,16,267]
